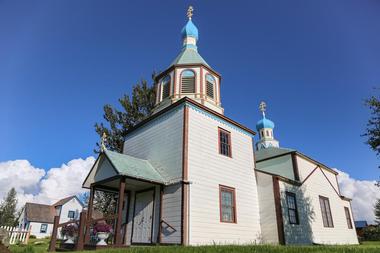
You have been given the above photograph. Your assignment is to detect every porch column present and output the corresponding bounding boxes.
[84,186,95,244]
[115,177,126,246]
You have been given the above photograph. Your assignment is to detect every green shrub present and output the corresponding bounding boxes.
[28,235,36,239]
[21,245,35,253]
[363,226,380,241]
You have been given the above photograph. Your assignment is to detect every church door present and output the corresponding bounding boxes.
[132,189,155,244]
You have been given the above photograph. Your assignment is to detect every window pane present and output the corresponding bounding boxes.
[219,130,231,157]
[289,210,297,224]
[286,192,298,224]
[221,191,232,206]
[345,207,353,229]
[40,224,47,233]
[220,187,235,223]
[319,198,327,227]
[162,76,171,99]
[287,196,295,209]
[320,197,333,227]
[325,200,333,227]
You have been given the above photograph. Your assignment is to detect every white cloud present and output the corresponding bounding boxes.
[0,157,95,209]
[2,156,378,225]
[336,169,380,224]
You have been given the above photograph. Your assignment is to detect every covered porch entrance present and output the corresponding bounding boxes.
[86,176,161,247]
[49,150,166,251]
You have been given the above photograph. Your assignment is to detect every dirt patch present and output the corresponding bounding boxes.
[0,242,10,253]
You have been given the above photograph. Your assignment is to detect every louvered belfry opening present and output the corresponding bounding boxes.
[181,70,195,93]
[206,74,215,99]
[161,75,171,99]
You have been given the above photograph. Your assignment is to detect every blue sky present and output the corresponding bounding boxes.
[1,0,379,181]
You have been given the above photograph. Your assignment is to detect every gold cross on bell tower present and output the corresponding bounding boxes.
[187,6,194,19]
[259,101,267,117]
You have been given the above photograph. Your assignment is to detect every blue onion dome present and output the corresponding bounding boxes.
[181,19,199,40]
[256,116,275,131]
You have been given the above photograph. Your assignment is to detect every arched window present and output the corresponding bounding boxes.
[206,74,215,99]
[161,75,171,100]
[181,70,195,93]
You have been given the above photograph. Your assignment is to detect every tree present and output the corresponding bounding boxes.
[364,94,380,157]
[93,191,118,216]
[375,199,380,224]
[0,188,18,226]
[363,93,380,185]
[94,77,156,153]
[93,76,156,214]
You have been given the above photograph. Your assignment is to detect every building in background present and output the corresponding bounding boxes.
[18,196,83,238]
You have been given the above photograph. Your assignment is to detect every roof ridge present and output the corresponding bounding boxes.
[26,202,51,207]
[143,159,167,183]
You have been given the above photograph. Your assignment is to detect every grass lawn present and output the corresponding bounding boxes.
[9,241,380,253]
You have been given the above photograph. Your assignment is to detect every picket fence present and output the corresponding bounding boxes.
[0,226,31,245]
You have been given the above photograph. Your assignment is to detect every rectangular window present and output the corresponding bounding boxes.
[68,210,75,219]
[40,224,48,233]
[344,207,353,229]
[219,128,232,157]
[219,185,236,223]
[286,192,299,224]
[319,196,334,227]
[162,83,170,99]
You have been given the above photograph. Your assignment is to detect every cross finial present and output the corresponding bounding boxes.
[101,132,107,152]
[259,101,267,117]
[187,6,194,19]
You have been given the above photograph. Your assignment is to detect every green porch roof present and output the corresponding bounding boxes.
[104,150,166,184]
[255,147,295,162]
[170,48,209,67]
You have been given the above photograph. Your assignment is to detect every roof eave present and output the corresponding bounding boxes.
[155,63,221,82]
[125,97,256,137]
[294,151,338,175]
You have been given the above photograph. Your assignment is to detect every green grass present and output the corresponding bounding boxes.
[9,241,380,253]
[9,238,50,253]
[361,241,380,245]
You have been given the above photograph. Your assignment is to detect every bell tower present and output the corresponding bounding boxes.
[153,6,224,114]
[256,102,280,150]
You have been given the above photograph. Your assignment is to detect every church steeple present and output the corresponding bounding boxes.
[255,102,280,150]
[181,6,198,50]
[153,6,224,115]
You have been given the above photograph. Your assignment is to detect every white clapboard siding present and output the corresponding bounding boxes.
[0,226,31,245]
[296,155,340,191]
[187,106,261,245]
[279,162,358,245]
[161,183,182,244]
[123,106,184,182]
[255,171,279,244]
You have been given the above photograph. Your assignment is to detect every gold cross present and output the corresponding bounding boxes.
[187,6,194,19]
[259,101,267,113]
[259,101,267,117]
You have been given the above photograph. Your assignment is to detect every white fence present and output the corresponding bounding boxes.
[0,226,31,245]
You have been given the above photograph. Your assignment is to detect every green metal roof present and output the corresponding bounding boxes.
[255,147,338,176]
[170,48,209,67]
[104,150,166,184]
[255,147,295,162]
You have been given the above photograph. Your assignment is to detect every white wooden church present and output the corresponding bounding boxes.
[82,7,358,246]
